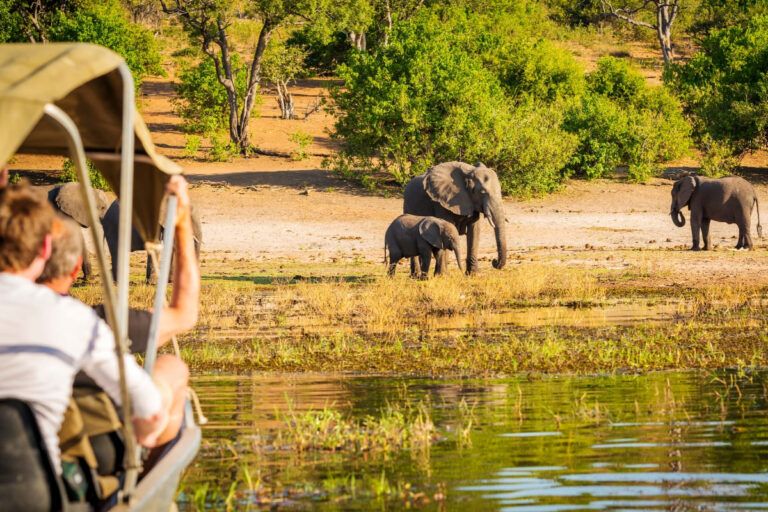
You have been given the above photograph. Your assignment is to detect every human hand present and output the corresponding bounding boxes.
[0,168,8,188]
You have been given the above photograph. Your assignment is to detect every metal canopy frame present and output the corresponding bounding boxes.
[38,62,175,504]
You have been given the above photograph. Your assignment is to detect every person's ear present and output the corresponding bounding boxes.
[70,256,83,282]
[40,234,52,261]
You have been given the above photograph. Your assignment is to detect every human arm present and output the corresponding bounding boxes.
[157,175,200,345]
[79,318,167,447]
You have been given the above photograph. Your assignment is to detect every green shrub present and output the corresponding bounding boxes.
[175,56,250,135]
[183,135,202,159]
[61,159,111,191]
[330,7,578,195]
[48,0,163,82]
[699,136,739,177]
[499,38,585,102]
[670,15,768,154]
[587,57,645,103]
[564,58,691,181]
[208,136,237,162]
[289,131,313,161]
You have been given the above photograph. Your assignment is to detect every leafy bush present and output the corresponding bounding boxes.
[208,136,237,162]
[671,15,768,154]
[564,57,690,181]
[61,159,111,192]
[183,135,202,159]
[289,131,313,161]
[48,0,163,82]
[330,8,578,195]
[175,56,249,135]
[699,136,739,177]
[499,38,585,102]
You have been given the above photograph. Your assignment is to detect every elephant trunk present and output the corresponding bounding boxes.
[670,203,686,227]
[454,247,464,273]
[486,197,507,269]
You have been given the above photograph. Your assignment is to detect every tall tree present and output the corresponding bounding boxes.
[600,0,681,64]
[160,0,285,153]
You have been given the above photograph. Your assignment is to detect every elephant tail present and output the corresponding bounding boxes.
[383,242,388,264]
[756,196,763,239]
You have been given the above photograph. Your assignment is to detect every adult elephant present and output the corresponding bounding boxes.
[102,200,203,282]
[404,161,507,273]
[47,183,111,280]
[670,175,762,250]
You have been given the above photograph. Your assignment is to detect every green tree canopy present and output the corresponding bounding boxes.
[672,14,768,154]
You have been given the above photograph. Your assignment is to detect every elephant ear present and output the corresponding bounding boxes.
[423,162,475,216]
[419,218,444,249]
[676,176,697,210]
[55,183,90,227]
[93,189,110,218]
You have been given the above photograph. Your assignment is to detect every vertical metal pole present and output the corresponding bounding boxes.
[117,62,141,501]
[117,63,135,344]
[143,195,177,374]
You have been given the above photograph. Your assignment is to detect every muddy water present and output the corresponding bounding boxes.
[178,371,768,510]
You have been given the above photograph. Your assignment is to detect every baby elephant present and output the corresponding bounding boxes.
[385,214,463,277]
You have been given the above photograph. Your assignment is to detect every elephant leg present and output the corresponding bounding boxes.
[388,249,402,277]
[434,249,444,276]
[465,221,480,274]
[409,257,418,278]
[416,240,432,279]
[701,218,712,251]
[689,213,702,251]
[388,258,401,276]
[736,226,745,249]
[742,215,754,250]
[419,252,432,279]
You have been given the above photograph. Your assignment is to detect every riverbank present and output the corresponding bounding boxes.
[72,250,768,376]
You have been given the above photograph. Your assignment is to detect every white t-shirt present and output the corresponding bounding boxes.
[0,272,162,471]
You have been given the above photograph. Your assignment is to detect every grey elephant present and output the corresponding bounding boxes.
[47,183,111,280]
[404,161,507,274]
[102,199,203,282]
[671,175,762,250]
[385,214,463,277]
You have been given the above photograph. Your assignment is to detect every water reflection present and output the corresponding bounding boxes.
[179,371,768,510]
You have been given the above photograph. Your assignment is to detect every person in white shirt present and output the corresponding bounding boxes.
[0,174,187,473]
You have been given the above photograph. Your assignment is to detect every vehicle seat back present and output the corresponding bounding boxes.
[0,399,64,512]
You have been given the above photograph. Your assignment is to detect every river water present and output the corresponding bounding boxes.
[178,370,768,510]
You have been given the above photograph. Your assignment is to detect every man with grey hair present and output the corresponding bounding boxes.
[36,217,87,288]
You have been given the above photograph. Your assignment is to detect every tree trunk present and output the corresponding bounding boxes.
[348,31,367,51]
[656,2,676,64]
[233,19,275,153]
[276,82,295,120]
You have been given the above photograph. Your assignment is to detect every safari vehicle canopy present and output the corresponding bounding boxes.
[0,43,199,511]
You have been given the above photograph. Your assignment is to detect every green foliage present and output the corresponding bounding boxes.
[47,0,163,81]
[0,0,160,83]
[564,57,690,182]
[8,172,21,185]
[499,37,586,102]
[699,136,739,177]
[175,56,249,135]
[183,135,202,159]
[330,7,579,195]
[287,28,352,74]
[208,135,237,162]
[262,40,308,85]
[289,131,313,161]
[671,15,768,155]
[61,159,111,192]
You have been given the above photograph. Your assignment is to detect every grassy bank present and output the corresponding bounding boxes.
[70,251,768,376]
